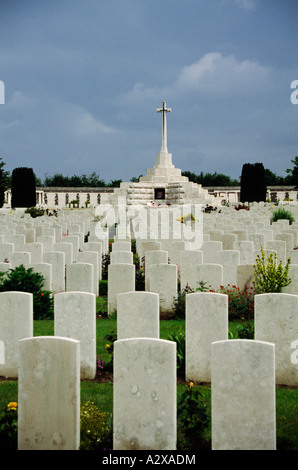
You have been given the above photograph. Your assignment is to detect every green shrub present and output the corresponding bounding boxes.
[172,284,195,319]
[0,265,54,319]
[218,284,255,321]
[173,282,255,322]
[167,329,185,380]
[135,254,145,291]
[253,247,291,293]
[101,253,110,280]
[98,280,108,296]
[24,207,45,218]
[177,382,210,450]
[270,207,295,225]
[236,322,254,339]
[103,330,117,372]
[80,401,112,450]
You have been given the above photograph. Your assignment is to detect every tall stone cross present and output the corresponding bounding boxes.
[157,101,171,154]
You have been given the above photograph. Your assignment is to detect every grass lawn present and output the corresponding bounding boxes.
[0,311,297,450]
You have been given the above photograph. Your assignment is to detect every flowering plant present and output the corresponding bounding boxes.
[103,330,117,372]
[172,282,255,322]
[253,247,291,293]
[217,284,255,321]
[0,402,18,450]
[175,213,196,223]
[80,401,112,450]
[177,382,210,450]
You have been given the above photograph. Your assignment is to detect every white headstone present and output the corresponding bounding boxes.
[113,338,176,450]
[53,242,73,265]
[186,292,228,382]
[75,251,99,295]
[211,339,276,450]
[8,251,31,269]
[0,292,33,377]
[108,263,135,315]
[66,263,94,294]
[236,264,255,290]
[37,235,54,252]
[0,243,14,261]
[54,292,96,379]
[233,241,254,264]
[24,242,43,263]
[179,250,203,291]
[110,250,133,265]
[282,264,298,295]
[255,293,298,385]
[219,250,240,286]
[144,250,168,290]
[83,241,103,276]
[18,336,80,450]
[264,240,286,265]
[63,234,80,253]
[29,262,52,292]
[43,251,65,294]
[195,264,223,291]
[149,263,177,312]
[248,233,265,252]
[112,241,131,252]
[117,291,160,340]
[201,241,223,263]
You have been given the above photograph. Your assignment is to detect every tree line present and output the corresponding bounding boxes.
[182,159,298,187]
[38,172,122,188]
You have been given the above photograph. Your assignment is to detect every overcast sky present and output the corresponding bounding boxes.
[0,0,297,184]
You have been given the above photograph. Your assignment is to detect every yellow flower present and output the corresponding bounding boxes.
[189,381,194,387]
[106,344,110,349]
[7,402,18,411]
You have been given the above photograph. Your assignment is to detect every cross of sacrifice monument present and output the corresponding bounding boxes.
[157,101,172,154]
[101,99,215,204]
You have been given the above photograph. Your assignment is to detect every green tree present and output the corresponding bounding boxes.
[107,179,122,187]
[182,171,200,184]
[43,172,69,187]
[240,163,267,203]
[264,168,284,186]
[11,167,36,208]
[130,175,143,182]
[43,172,106,187]
[0,157,10,207]
[182,170,239,186]
[285,157,298,187]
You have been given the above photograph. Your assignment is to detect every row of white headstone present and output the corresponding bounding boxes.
[0,206,297,450]
[0,209,107,297]
[107,238,298,315]
[1,286,296,384]
[0,207,298,305]
[0,288,297,450]
[14,335,276,450]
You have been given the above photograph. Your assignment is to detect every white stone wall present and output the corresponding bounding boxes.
[4,186,298,209]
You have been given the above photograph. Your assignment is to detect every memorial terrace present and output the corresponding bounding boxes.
[3,185,298,209]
